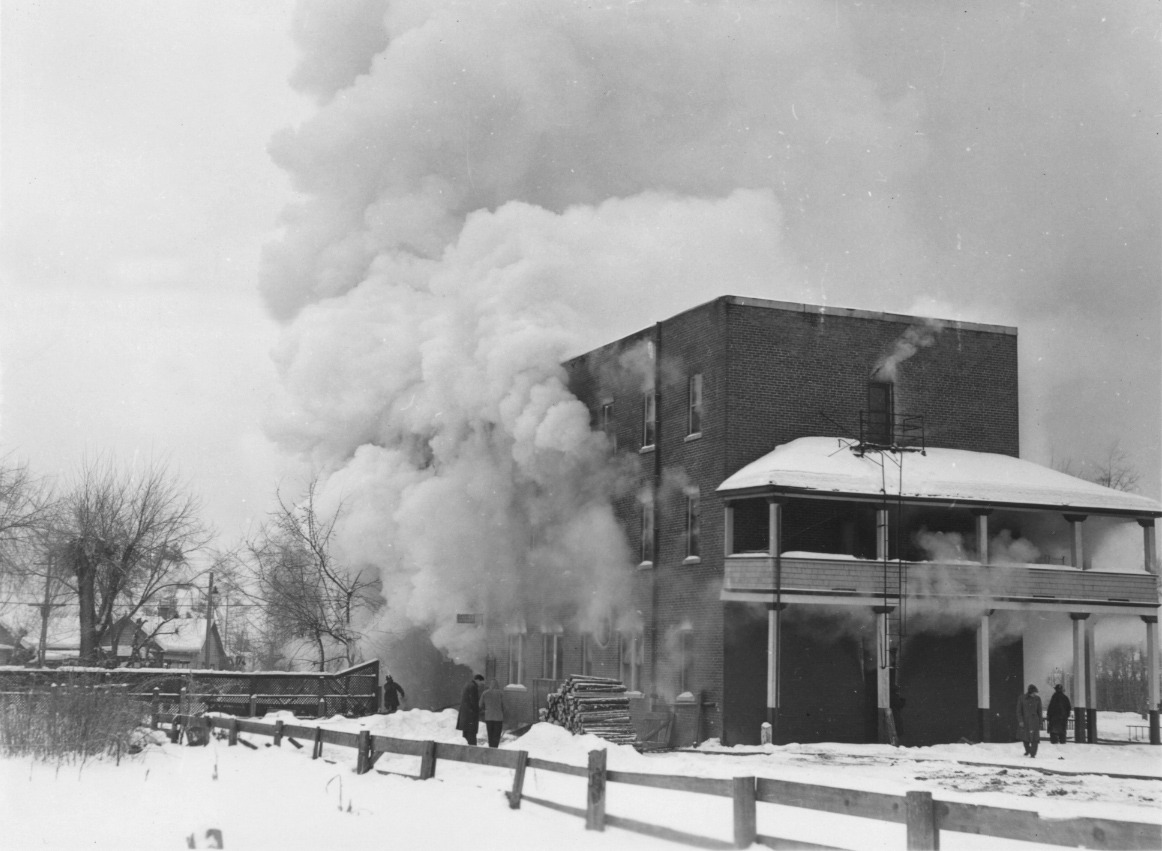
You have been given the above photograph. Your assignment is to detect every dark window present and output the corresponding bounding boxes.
[642,392,656,447]
[687,373,703,435]
[641,494,655,563]
[867,381,894,445]
[619,632,641,692]
[600,402,616,451]
[686,489,701,559]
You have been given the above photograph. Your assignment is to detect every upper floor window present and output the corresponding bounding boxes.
[867,381,894,445]
[642,391,656,448]
[687,373,703,436]
[641,492,655,564]
[686,488,701,559]
[600,402,616,451]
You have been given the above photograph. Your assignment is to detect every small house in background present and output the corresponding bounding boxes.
[106,614,229,669]
[0,622,28,665]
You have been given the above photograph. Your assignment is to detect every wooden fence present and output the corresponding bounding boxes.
[0,661,380,718]
[169,714,1161,851]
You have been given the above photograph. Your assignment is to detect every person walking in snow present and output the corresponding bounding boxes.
[1046,683,1071,744]
[383,674,406,714]
[1016,684,1043,757]
[479,678,506,748]
[456,674,484,745]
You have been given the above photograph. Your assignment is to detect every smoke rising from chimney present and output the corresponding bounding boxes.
[872,319,944,383]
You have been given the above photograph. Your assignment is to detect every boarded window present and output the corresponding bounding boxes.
[507,633,524,685]
[542,633,562,680]
[678,630,694,694]
[600,402,616,451]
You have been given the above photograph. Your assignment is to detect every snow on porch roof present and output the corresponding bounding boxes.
[717,437,1162,516]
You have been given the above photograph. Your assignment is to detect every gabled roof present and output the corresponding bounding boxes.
[138,616,211,654]
[718,437,1162,517]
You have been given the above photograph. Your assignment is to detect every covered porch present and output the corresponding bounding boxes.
[717,437,1162,746]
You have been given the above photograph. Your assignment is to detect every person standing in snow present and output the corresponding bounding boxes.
[383,674,406,714]
[1046,683,1071,744]
[456,674,484,745]
[1016,684,1043,757]
[479,678,506,748]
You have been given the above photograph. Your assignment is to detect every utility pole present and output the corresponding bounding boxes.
[203,572,215,669]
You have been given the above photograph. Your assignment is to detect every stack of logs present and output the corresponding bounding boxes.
[545,675,637,746]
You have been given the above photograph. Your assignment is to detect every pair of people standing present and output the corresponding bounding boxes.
[455,674,505,748]
[1017,682,1075,758]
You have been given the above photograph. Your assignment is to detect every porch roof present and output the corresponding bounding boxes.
[717,437,1162,517]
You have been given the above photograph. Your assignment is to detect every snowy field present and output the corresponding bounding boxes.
[1,709,1159,851]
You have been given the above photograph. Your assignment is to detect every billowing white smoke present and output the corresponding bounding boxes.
[872,319,944,383]
[259,1,941,665]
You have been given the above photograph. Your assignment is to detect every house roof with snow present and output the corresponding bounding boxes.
[717,437,1162,517]
[138,616,211,654]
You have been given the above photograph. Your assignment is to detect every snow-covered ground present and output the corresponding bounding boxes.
[1,709,1158,851]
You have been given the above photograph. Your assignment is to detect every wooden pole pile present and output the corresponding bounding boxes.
[545,675,637,746]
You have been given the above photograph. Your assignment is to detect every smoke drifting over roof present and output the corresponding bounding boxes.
[259,0,1160,662]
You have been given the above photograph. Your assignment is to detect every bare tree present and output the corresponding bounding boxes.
[1052,440,1141,493]
[55,458,212,664]
[240,478,377,671]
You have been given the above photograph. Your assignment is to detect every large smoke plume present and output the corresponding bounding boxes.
[258,0,1160,667]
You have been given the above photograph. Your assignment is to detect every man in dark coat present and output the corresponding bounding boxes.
[1046,683,1071,744]
[383,674,406,714]
[1016,684,1043,757]
[456,674,484,745]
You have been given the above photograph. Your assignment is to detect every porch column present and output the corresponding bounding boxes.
[1144,616,1159,745]
[977,611,991,742]
[766,603,785,738]
[972,508,992,565]
[1085,617,1098,743]
[723,501,735,559]
[1065,514,1087,569]
[766,498,784,736]
[1140,519,1158,575]
[874,606,896,744]
[876,509,890,561]
[1071,613,1089,743]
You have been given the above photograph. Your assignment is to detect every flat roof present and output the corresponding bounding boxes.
[718,437,1162,517]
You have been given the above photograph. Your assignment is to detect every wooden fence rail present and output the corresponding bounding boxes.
[161,715,1160,851]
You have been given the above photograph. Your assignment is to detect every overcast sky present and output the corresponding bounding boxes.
[1,0,1159,558]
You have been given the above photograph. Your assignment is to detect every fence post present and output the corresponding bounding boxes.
[419,740,437,780]
[906,791,940,851]
[273,720,284,747]
[356,730,370,774]
[586,749,607,832]
[151,688,160,730]
[317,675,326,718]
[228,717,238,746]
[508,751,528,809]
[312,727,323,760]
[249,694,257,717]
[733,777,756,848]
